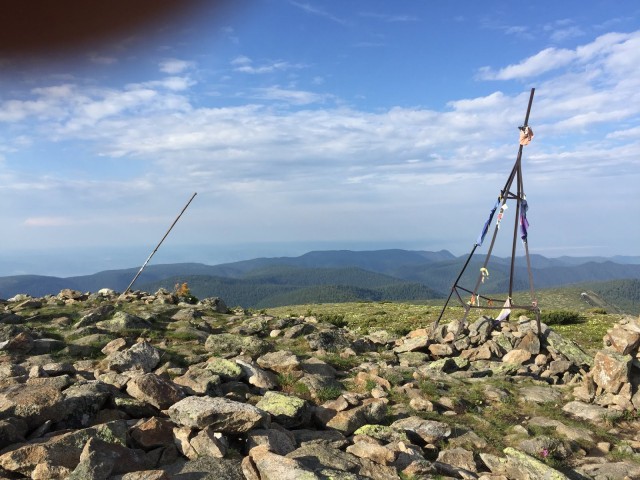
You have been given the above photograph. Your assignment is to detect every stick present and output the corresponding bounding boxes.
[123,192,197,294]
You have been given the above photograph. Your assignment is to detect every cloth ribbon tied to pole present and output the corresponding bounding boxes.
[476,196,501,247]
[496,203,508,230]
[519,125,534,146]
[480,267,489,283]
[520,197,529,241]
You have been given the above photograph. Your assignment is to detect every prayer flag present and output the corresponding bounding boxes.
[476,198,500,246]
[520,199,529,241]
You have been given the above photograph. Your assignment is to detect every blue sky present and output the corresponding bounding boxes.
[1,1,639,276]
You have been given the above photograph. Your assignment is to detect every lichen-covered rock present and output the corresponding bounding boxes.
[256,391,311,428]
[326,399,388,436]
[501,447,569,480]
[204,333,271,358]
[0,420,128,476]
[104,341,161,373]
[205,357,244,380]
[168,396,269,433]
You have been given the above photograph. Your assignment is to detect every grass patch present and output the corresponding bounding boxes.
[316,385,344,403]
[540,310,586,325]
[318,353,362,371]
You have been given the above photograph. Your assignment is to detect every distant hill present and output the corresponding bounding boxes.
[0,249,639,310]
[582,278,640,315]
[139,266,442,308]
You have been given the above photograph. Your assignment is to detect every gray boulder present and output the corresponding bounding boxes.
[168,396,269,433]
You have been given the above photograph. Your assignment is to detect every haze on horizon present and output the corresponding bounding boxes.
[1,1,639,277]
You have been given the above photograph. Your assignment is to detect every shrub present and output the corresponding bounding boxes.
[588,307,608,315]
[540,310,585,325]
[174,282,198,303]
[317,313,348,328]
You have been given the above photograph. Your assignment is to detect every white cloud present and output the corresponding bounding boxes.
[159,59,195,74]
[478,47,575,80]
[358,12,419,22]
[289,1,349,26]
[231,56,305,74]
[252,86,328,105]
[1,28,639,256]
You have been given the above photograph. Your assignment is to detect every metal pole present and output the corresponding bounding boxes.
[123,192,198,294]
[434,244,478,328]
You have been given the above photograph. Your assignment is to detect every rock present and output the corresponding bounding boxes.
[307,329,352,352]
[604,325,640,355]
[542,329,592,368]
[105,341,161,373]
[126,373,185,410]
[502,349,532,365]
[204,333,271,358]
[60,380,113,428]
[326,399,388,435]
[235,357,278,389]
[562,400,623,423]
[301,357,337,378]
[546,359,572,377]
[251,444,321,479]
[247,428,296,456]
[172,366,222,396]
[291,428,349,449]
[67,436,152,478]
[518,385,563,404]
[501,447,569,480]
[0,331,34,353]
[189,426,228,458]
[130,417,175,450]
[0,418,28,449]
[256,391,311,428]
[101,338,128,354]
[286,443,361,474]
[257,350,302,375]
[161,455,244,480]
[428,343,454,357]
[394,335,429,353]
[76,305,116,327]
[198,297,229,313]
[347,440,396,465]
[168,396,269,433]
[577,460,640,480]
[205,357,244,380]
[97,311,153,331]
[516,330,541,355]
[391,416,451,444]
[591,350,632,394]
[0,383,65,429]
[0,420,128,476]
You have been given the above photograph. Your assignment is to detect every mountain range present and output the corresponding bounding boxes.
[1,249,639,310]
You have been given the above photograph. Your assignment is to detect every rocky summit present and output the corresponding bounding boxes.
[0,288,639,480]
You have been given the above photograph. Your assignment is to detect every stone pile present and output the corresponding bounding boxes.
[0,288,638,480]
[573,315,640,411]
[393,316,593,385]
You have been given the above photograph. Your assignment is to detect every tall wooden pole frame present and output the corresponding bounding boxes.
[434,88,541,333]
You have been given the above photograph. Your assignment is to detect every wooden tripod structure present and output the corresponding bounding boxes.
[434,88,541,333]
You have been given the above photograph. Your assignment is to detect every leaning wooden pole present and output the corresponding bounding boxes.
[123,192,198,294]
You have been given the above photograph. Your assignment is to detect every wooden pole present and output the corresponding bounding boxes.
[123,192,197,294]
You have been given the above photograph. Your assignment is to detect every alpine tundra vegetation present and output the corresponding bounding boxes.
[0,286,639,479]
